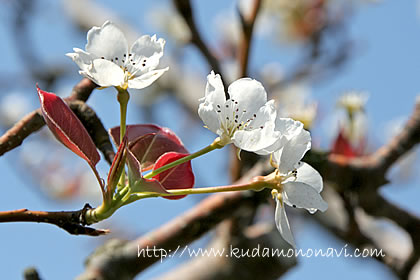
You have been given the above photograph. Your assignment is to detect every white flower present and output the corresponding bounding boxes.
[265,118,327,247]
[337,91,369,115]
[198,71,279,152]
[66,21,169,90]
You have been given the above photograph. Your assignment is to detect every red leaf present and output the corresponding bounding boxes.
[37,86,102,185]
[110,124,185,147]
[106,135,128,201]
[153,152,194,200]
[126,149,169,194]
[110,124,187,170]
[130,133,188,171]
[331,129,356,158]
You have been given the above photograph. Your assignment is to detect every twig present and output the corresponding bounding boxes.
[237,0,262,77]
[0,204,109,236]
[359,192,420,279]
[372,96,420,174]
[173,0,227,89]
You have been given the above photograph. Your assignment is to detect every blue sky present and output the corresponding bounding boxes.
[0,0,419,279]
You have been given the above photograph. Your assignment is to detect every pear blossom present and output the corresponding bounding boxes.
[198,71,279,152]
[264,118,328,247]
[66,21,168,90]
[337,91,369,115]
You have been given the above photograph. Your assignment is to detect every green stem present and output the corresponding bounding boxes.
[144,138,224,179]
[117,87,130,191]
[124,178,269,205]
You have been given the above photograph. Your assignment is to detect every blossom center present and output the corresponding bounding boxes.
[99,53,150,86]
[215,98,264,138]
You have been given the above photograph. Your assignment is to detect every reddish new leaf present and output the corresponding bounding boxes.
[126,149,169,195]
[331,129,356,158]
[37,86,102,186]
[106,135,128,201]
[129,133,188,171]
[110,124,184,147]
[153,152,195,200]
[110,124,187,170]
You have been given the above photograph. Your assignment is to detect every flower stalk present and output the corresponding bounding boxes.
[144,137,224,179]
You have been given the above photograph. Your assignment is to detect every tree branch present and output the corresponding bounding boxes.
[0,204,109,236]
[237,0,262,77]
[173,0,226,88]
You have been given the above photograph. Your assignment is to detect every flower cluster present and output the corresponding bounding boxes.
[65,21,327,247]
[198,72,328,247]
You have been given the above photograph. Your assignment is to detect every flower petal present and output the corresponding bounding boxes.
[283,181,328,213]
[294,162,323,193]
[198,71,226,135]
[276,127,311,174]
[198,101,221,135]
[66,48,94,72]
[256,118,304,155]
[232,100,278,152]
[227,78,267,121]
[82,59,125,87]
[276,118,304,140]
[204,71,226,106]
[86,21,128,60]
[127,67,169,89]
[275,199,296,247]
[130,34,165,72]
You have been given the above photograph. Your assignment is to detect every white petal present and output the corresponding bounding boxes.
[275,199,296,247]
[277,127,311,174]
[294,162,323,193]
[283,182,328,212]
[227,78,267,121]
[276,118,304,139]
[204,71,226,106]
[130,35,165,72]
[255,118,304,155]
[86,21,128,60]
[127,67,169,89]
[198,101,221,135]
[66,48,94,73]
[84,59,125,87]
[232,100,278,151]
